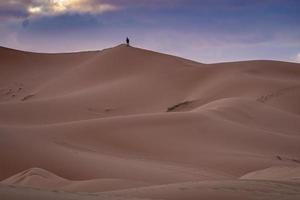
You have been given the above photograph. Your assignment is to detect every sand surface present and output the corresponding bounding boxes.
[0,44,300,199]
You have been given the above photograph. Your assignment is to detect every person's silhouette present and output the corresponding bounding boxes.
[126,37,130,46]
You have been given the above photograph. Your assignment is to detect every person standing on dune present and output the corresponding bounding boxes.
[126,37,130,46]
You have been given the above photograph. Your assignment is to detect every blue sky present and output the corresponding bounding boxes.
[0,0,300,63]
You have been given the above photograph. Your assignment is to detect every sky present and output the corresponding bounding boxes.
[0,0,300,63]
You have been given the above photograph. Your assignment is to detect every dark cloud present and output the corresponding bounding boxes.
[1,0,299,21]
[22,13,101,31]
[22,19,30,28]
[0,2,29,19]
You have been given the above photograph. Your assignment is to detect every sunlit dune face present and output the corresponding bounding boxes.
[27,0,117,16]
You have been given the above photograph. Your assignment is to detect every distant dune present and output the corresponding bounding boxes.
[0,44,300,200]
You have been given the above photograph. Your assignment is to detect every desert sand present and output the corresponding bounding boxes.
[0,44,300,199]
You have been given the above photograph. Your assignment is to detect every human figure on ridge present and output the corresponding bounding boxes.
[126,37,130,46]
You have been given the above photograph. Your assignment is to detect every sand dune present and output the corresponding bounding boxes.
[101,180,300,200]
[1,168,150,192]
[240,166,300,181]
[1,44,300,199]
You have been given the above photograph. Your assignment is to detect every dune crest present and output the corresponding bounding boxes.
[1,168,150,193]
[1,168,69,189]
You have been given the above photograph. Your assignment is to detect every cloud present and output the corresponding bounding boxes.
[0,1,29,20]
[2,0,299,20]
[0,0,118,20]
[295,53,300,63]
[0,0,194,20]
[28,0,118,16]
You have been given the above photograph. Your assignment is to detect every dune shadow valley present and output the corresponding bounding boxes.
[1,44,300,200]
